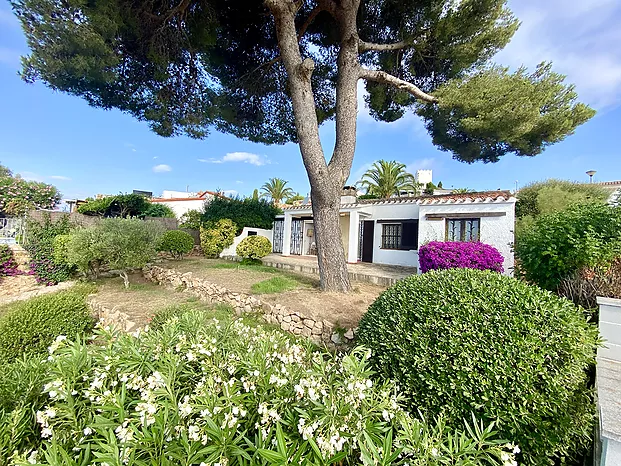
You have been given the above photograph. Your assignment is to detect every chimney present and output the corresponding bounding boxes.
[341,186,358,204]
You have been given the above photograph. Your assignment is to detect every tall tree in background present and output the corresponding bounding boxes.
[261,178,295,204]
[358,160,418,198]
[11,0,595,291]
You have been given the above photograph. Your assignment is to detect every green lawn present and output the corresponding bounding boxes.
[250,276,302,294]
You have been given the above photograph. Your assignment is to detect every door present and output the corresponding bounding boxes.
[290,219,304,255]
[361,220,374,263]
[272,219,284,253]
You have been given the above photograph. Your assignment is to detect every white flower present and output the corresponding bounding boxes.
[41,427,53,439]
[188,425,201,441]
[83,427,93,436]
[431,447,439,457]
[27,449,38,464]
[44,407,56,419]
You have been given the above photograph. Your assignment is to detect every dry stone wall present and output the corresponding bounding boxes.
[142,265,356,346]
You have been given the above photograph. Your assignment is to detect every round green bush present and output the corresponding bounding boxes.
[157,229,195,259]
[52,234,72,265]
[236,235,272,260]
[199,219,237,258]
[358,268,599,465]
[0,286,95,363]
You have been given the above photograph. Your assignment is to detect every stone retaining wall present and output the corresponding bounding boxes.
[88,296,140,333]
[142,265,356,346]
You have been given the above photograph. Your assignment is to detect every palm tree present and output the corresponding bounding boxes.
[452,187,474,193]
[357,160,419,198]
[261,178,295,204]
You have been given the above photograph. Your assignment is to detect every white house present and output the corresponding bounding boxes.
[150,190,225,218]
[272,189,516,274]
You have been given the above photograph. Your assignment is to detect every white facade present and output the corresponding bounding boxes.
[220,227,273,257]
[275,191,516,274]
[415,169,433,186]
[150,190,219,218]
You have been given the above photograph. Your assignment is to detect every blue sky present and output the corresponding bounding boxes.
[1,0,620,201]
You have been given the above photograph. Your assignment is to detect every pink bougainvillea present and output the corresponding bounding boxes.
[0,244,21,278]
[418,241,504,273]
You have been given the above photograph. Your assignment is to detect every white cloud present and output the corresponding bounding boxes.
[496,0,621,109]
[199,152,270,166]
[153,156,158,159]
[235,180,244,184]
[221,189,238,197]
[152,164,172,173]
[49,175,71,181]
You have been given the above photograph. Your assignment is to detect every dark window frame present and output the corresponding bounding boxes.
[380,220,419,250]
[445,218,481,242]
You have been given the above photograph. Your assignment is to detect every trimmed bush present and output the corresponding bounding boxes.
[0,245,20,278]
[515,203,621,290]
[179,209,203,229]
[199,218,237,258]
[143,203,176,218]
[157,230,195,259]
[418,241,504,273]
[6,311,518,466]
[358,269,599,465]
[52,234,72,265]
[236,235,272,260]
[0,286,95,363]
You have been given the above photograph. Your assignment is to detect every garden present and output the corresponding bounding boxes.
[0,184,616,465]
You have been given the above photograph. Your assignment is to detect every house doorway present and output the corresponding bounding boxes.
[361,220,374,263]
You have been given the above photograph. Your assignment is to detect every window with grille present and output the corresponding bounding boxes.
[380,220,419,250]
[446,218,480,242]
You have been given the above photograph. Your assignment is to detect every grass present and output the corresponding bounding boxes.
[250,276,302,294]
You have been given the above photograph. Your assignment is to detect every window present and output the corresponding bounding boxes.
[446,218,480,242]
[247,231,257,236]
[380,220,419,250]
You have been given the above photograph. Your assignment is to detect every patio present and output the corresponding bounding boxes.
[260,253,416,287]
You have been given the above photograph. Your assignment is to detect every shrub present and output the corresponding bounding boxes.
[66,218,162,287]
[0,245,20,278]
[358,269,599,465]
[77,193,152,218]
[52,234,72,265]
[202,196,281,235]
[515,203,621,290]
[24,214,75,285]
[7,311,518,466]
[236,235,272,260]
[558,258,621,310]
[0,286,95,363]
[199,218,237,258]
[418,241,504,273]
[179,209,203,229]
[143,203,176,218]
[157,230,195,259]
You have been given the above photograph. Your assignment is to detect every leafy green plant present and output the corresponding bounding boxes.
[515,203,621,290]
[236,235,272,260]
[200,219,237,258]
[52,234,72,265]
[7,310,517,466]
[250,276,300,294]
[358,268,599,465]
[0,245,20,278]
[0,286,95,363]
[66,218,162,287]
[179,209,203,229]
[143,203,176,218]
[77,194,152,218]
[202,197,281,235]
[157,230,195,259]
[24,214,75,285]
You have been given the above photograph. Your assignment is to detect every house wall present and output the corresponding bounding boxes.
[339,215,350,259]
[220,227,273,257]
[155,199,209,219]
[363,203,421,267]
[418,200,515,274]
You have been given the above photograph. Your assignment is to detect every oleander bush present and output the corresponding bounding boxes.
[0,244,20,278]
[200,219,237,258]
[358,268,600,465]
[515,203,621,291]
[4,310,518,466]
[157,230,195,259]
[418,241,504,273]
[236,235,272,260]
[0,285,95,363]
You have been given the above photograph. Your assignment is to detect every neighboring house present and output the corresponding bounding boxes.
[150,190,226,218]
[273,189,516,274]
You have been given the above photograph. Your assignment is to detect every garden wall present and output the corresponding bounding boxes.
[142,264,355,346]
[220,227,273,257]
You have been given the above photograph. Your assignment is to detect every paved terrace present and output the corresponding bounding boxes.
[260,254,416,287]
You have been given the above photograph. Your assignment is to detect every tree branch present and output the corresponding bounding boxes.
[358,39,410,52]
[359,68,437,103]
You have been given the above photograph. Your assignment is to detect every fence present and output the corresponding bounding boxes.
[0,217,24,245]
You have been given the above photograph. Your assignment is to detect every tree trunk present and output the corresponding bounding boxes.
[311,189,351,292]
[120,270,130,289]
